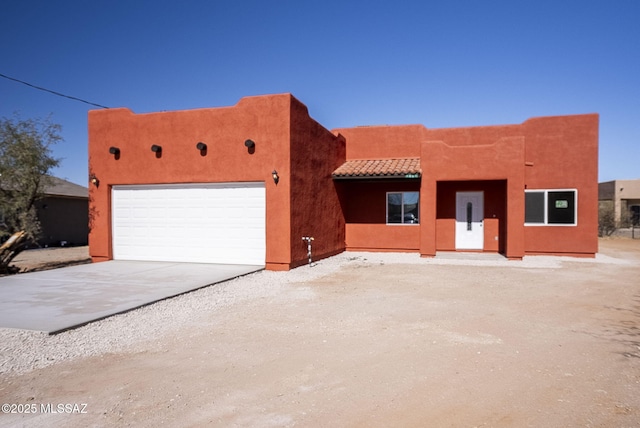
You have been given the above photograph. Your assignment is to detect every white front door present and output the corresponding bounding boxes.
[455,191,484,250]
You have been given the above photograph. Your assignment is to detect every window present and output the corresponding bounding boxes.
[387,192,419,224]
[630,205,640,226]
[525,189,577,226]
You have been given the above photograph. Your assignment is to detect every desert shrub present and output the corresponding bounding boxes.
[598,204,617,237]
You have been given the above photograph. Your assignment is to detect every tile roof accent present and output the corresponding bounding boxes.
[332,158,421,179]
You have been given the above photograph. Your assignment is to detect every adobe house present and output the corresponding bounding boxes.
[598,179,640,226]
[88,94,599,270]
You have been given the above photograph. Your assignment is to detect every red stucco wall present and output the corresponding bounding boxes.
[331,125,426,252]
[421,134,526,258]
[522,114,599,256]
[88,94,345,270]
[336,124,427,160]
[89,94,598,266]
[333,114,598,259]
[288,97,346,267]
[337,180,420,251]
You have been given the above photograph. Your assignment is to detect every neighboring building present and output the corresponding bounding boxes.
[599,179,640,226]
[88,94,599,270]
[37,176,89,246]
[1,176,89,247]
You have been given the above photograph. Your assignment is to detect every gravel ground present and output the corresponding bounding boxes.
[0,243,634,377]
[1,239,639,427]
[0,257,334,377]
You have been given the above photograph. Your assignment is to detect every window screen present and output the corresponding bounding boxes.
[525,191,545,223]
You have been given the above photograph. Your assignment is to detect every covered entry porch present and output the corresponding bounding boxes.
[333,158,422,252]
[420,176,525,260]
[434,180,507,254]
[418,135,526,260]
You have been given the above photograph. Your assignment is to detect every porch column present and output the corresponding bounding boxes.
[420,177,437,257]
[505,177,525,259]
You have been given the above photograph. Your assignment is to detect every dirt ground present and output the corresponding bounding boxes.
[9,246,91,273]
[1,239,640,427]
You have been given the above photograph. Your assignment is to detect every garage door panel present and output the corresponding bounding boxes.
[112,183,265,265]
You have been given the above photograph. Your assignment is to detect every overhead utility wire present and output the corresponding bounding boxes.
[0,72,109,109]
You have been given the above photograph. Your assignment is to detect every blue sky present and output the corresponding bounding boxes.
[1,0,638,186]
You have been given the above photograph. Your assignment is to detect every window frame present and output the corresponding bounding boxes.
[386,191,420,225]
[524,188,578,226]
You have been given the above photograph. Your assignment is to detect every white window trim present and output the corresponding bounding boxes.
[386,191,420,225]
[524,188,578,226]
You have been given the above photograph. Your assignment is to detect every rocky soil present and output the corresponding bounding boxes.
[9,246,91,273]
[1,238,639,427]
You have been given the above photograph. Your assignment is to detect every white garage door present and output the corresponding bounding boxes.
[112,183,265,265]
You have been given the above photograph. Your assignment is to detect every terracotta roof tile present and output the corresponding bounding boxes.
[332,158,421,179]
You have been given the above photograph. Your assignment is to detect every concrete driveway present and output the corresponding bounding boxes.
[0,261,263,334]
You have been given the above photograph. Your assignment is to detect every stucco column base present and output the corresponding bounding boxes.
[265,263,291,271]
[420,253,436,258]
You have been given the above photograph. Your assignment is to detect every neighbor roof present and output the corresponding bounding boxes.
[332,158,421,179]
[43,176,88,198]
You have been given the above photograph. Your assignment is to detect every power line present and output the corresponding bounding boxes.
[0,72,109,109]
